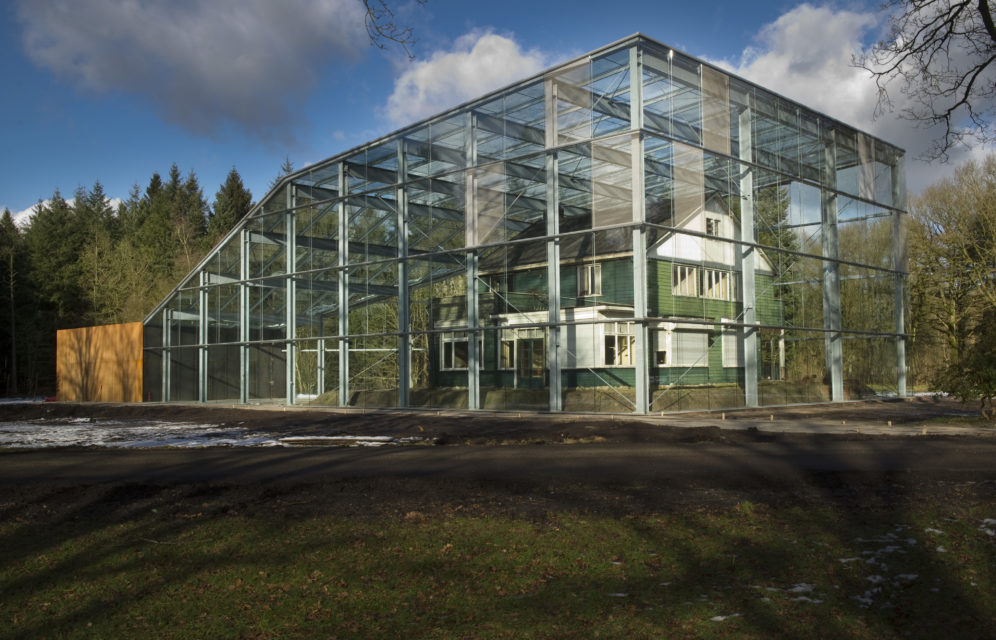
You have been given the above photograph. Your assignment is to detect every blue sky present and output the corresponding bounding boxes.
[0,1,982,223]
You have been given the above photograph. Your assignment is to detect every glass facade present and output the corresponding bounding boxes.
[143,35,907,413]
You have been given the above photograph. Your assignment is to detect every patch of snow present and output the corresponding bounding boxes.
[980,519,996,537]
[791,596,823,603]
[924,528,944,535]
[865,575,885,584]
[709,613,742,622]
[0,419,432,449]
[838,557,860,563]
[607,592,628,597]
[0,419,279,448]
[936,546,947,553]
[786,583,814,593]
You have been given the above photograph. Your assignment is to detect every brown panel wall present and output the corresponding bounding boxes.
[57,322,144,402]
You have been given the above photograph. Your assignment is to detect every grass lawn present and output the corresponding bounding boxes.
[2,479,994,639]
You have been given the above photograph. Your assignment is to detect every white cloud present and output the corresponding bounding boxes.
[384,31,549,126]
[711,3,994,193]
[16,0,368,141]
[6,197,122,229]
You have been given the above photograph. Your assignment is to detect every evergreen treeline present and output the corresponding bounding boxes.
[0,165,252,396]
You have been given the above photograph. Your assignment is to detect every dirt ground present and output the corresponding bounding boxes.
[0,395,989,446]
[2,397,994,520]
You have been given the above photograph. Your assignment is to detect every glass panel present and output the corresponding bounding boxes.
[757,328,829,406]
[206,344,240,401]
[649,322,745,411]
[403,126,431,178]
[346,140,398,195]
[167,347,200,402]
[641,45,702,146]
[206,234,241,283]
[644,135,674,226]
[591,135,632,227]
[590,48,631,138]
[558,143,593,230]
[838,215,895,268]
[562,320,637,413]
[471,154,547,246]
[142,348,162,402]
[479,326,548,411]
[554,60,594,145]
[293,162,339,207]
[206,284,239,344]
[843,336,899,399]
[753,89,800,178]
[840,265,895,334]
[475,80,546,162]
[167,289,199,347]
[248,278,286,342]
[799,111,823,183]
[304,338,341,406]
[701,66,730,155]
[248,213,286,278]
[292,340,319,402]
[248,343,286,401]
[348,335,399,407]
[478,240,551,320]
[408,252,468,333]
[560,137,634,232]
[295,201,338,273]
[346,190,399,264]
[260,184,289,214]
[348,260,400,336]
[294,269,339,339]
[408,174,467,253]
[834,127,860,197]
[409,331,468,409]
[168,347,199,401]
[430,115,467,176]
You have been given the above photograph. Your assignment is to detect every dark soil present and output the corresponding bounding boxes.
[2,397,993,521]
[0,396,985,446]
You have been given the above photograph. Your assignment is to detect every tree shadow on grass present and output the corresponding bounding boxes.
[0,441,994,638]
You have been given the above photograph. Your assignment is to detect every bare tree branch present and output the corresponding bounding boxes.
[362,0,427,60]
[857,0,996,160]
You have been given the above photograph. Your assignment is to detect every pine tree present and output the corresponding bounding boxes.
[208,167,253,243]
[0,210,21,395]
[268,155,295,190]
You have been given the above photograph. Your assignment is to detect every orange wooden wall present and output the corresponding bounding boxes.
[57,322,144,402]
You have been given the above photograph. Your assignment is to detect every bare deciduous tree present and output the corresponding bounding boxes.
[362,0,427,59]
[858,0,996,160]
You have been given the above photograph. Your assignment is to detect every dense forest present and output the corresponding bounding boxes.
[0,165,254,396]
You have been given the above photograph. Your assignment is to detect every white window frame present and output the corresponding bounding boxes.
[722,328,743,368]
[499,330,516,370]
[672,264,698,297]
[578,263,602,297]
[440,332,482,371]
[671,330,709,368]
[701,269,732,300]
[603,321,635,367]
[705,216,722,237]
[440,332,469,370]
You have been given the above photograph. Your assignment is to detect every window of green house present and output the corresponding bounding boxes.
[440,332,480,370]
[578,263,602,297]
[604,322,635,366]
[673,264,698,297]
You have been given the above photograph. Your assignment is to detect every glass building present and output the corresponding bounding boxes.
[143,34,907,413]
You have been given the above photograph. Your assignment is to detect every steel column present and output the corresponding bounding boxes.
[738,106,759,407]
[822,132,844,401]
